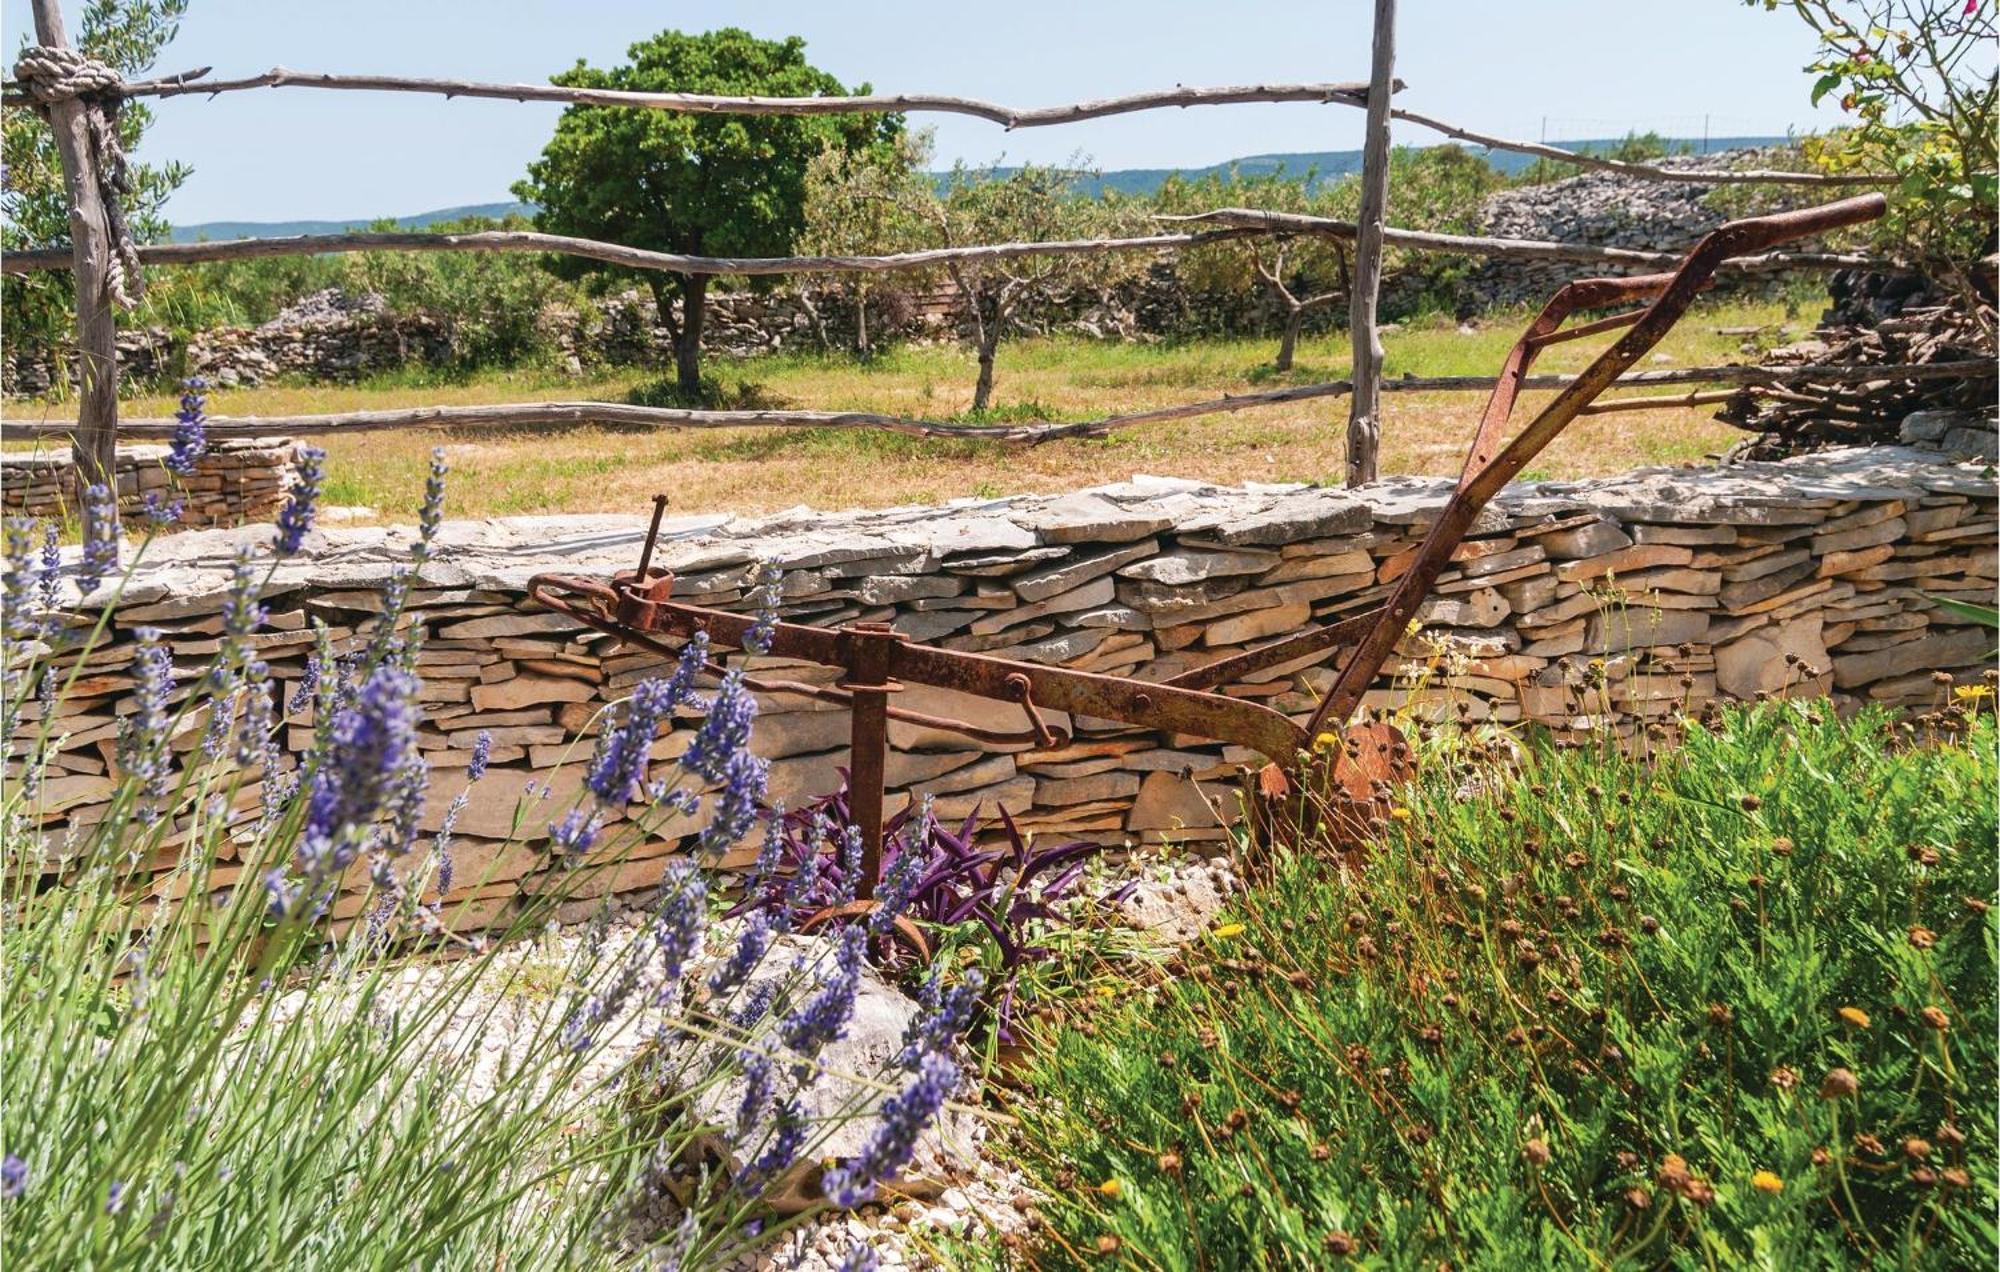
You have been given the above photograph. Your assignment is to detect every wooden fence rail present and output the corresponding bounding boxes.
[0,218,1881,280]
[12,360,1984,447]
[3,70,1386,126]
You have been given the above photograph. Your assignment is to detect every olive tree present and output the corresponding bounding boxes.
[798,130,931,359]
[1157,170,1350,370]
[2,0,192,360]
[514,29,901,400]
[899,161,1143,412]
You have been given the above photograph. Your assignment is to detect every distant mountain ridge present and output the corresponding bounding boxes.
[166,136,1791,242]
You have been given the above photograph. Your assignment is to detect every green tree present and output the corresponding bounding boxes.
[513,28,901,400]
[1752,0,1997,311]
[2,0,192,366]
[898,160,1143,411]
[1157,169,1350,371]
[799,130,929,359]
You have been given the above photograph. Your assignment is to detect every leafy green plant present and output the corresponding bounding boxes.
[514,28,904,398]
[0,457,970,1268]
[989,703,1996,1268]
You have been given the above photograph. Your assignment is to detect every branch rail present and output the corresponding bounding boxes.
[11,360,1983,446]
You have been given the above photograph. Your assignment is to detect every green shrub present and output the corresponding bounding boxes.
[994,704,1996,1268]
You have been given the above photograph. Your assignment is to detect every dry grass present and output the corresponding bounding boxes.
[2,298,1803,521]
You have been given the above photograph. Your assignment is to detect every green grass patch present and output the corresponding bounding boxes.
[989,705,1997,1268]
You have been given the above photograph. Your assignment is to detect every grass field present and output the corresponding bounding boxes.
[2,297,1804,521]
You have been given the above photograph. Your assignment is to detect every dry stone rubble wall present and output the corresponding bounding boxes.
[23,448,1994,929]
[0,437,297,527]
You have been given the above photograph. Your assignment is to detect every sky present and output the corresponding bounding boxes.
[4,1,1853,226]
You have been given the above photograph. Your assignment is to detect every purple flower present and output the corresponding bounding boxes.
[106,1179,127,1215]
[550,808,602,857]
[653,860,706,990]
[1,1153,24,1199]
[820,1051,960,1208]
[699,748,768,857]
[735,1098,806,1192]
[220,550,266,643]
[233,669,275,769]
[165,378,208,477]
[744,563,781,655]
[77,483,118,594]
[707,911,775,1001]
[587,677,683,807]
[37,522,59,614]
[680,669,756,786]
[200,692,236,762]
[414,447,447,561]
[839,1245,881,1272]
[467,729,492,782]
[779,927,864,1063]
[140,491,184,528]
[296,664,421,885]
[896,970,983,1070]
[2,518,40,643]
[732,1051,774,1143]
[273,446,326,556]
[118,630,174,822]
[870,840,929,935]
[287,648,326,717]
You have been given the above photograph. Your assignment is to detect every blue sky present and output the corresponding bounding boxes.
[5,1,1850,225]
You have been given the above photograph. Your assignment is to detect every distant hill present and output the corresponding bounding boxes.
[169,201,534,243]
[168,137,1792,242]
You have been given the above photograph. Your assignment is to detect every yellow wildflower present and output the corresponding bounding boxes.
[1389,806,1412,821]
[1098,1178,1122,1199]
[1093,985,1117,998]
[1751,1170,1784,1194]
[1955,684,1994,703]
[1837,1006,1871,1029]
[1313,731,1340,751]
[1212,922,1246,939]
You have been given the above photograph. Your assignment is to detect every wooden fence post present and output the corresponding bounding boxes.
[1345,0,1396,487]
[29,0,123,532]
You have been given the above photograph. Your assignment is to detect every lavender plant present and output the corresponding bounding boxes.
[0,456,974,1269]
[734,784,1133,1045]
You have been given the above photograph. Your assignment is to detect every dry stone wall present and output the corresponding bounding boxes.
[0,437,297,527]
[23,448,1994,928]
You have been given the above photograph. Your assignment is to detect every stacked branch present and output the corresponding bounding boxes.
[1719,306,1998,459]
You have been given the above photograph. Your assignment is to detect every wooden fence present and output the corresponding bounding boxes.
[5,0,1922,542]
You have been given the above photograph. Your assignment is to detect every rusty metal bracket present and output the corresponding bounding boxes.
[528,195,1886,897]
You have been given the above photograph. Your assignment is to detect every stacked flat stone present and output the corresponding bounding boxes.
[0,438,297,528]
[17,447,1994,930]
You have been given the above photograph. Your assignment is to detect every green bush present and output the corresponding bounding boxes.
[993,704,1996,1268]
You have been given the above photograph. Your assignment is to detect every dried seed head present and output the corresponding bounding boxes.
[1907,926,1937,950]
[1770,836,1794,857]
[1819,1068,1860,1099]
[1523,1137,1552,1166]
[1311,1143,1332,1161]
[1095,1235,1121,1256]
[1739,794,1762,812]
[1707,1002,1734,1027]
[1624,1187,1651,1211]
[1910,1167,1938,1189]
[1770,1066,1799,1092]
[1920,1005,1950,1031]
[1639,914,1661,934]
[1937,1122,1966,1147]
[1323,1231,1357,1256]
[1903,1138,1932,1162]
[1157,1151,1182,1175]
[1853,1133,1886,1158]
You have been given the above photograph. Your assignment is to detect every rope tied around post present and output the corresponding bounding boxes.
[12,45,145,310]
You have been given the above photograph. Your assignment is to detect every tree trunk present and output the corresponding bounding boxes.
[676,273,707,397]
[972,332,998,411]
[1275,305,1304,372]
[855,286,871,363]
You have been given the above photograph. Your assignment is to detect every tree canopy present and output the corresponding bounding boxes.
[513,28,902,398]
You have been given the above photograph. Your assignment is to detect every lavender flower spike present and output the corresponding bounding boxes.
[820,1051,961,1208]
[779,926,864,1063]
[77,484,119,595]
[273,446,327,556]
[414,447,447,561]
[165,377,208,477]
[1,1153,25,1199]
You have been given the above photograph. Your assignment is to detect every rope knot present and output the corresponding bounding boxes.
[11,46,123,104]
[11,46,142,310]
